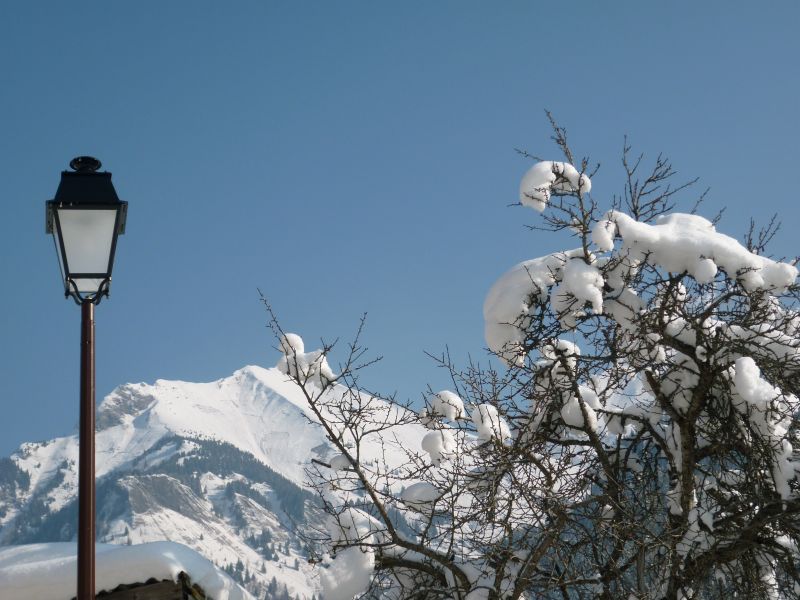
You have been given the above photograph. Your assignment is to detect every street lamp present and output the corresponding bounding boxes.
[46,156,127,600]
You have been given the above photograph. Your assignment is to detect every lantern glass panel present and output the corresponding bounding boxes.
[56,208,118,291]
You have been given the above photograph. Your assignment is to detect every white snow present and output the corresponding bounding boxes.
[541,339,581,370]
[327,508,384,546]
[421,429,457,466]
[486,206,797,369]
[519,161,591,212]
[0,541,253,600]
[279,332,305,355]
[330,453,352,471]
[401,481,441,505]
[731,356,799,499]
[430,390,465,421]
[552,256,604,318]
[604,287,645,332]
[561,397,591,430]
[320,546,374,600]
[483,248,584,364]
[276,333,335,387]
[320,508,382,600]
[471,404,511,442]
[593,211,797,292]
[97,366,330,487]
[560,386,600,432]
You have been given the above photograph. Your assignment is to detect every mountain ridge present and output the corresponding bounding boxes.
[0,365,353,599]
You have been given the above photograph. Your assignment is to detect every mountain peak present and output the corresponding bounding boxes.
[93,366,328,487]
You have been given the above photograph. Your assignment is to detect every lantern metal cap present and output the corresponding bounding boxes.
[69,156,102,173]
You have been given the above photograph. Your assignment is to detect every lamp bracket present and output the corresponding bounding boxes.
[66,278,110,306]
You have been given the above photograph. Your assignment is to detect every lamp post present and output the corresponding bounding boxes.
[46,157,127,600]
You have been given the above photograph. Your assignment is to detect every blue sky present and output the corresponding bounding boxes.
[1,1,798,456]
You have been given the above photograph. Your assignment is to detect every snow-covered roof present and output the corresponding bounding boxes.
[0,541,253,600]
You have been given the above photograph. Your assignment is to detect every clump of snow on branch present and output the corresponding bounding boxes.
[560,386,601,432]
[419,390,465,425]
[604,287,646,332]
[329,453,351,471]
[321,508,383,600]
[276,332,335,386]
[320,547,374,600]
[551,255,605,319]
[731,356,799,499]
[471,404,511,442]
[541,338,581,369]
[594,211,798,291]
[421,429,457,465]
[401,481,441,506]
[519,161,591,212]
[432,390,465,420]
[483,248,585,364]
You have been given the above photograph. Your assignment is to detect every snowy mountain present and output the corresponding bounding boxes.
[0,365,418,600]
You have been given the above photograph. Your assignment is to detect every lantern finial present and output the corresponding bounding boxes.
[69,156,102,173]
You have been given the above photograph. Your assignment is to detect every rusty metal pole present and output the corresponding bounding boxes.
[77,300,95,600]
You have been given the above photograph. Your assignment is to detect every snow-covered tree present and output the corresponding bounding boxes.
[266,122,800,600]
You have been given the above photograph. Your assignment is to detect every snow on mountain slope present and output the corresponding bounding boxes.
[96,366,331,486]
[0,364,426,599]
[1,367,319,540]
[10,365,424,509]
[8,366,328,510]
[99,473,316,599]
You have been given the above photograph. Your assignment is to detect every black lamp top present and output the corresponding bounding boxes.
[69,156,102,173]
[46,155,127,235]
[51,156,121,206]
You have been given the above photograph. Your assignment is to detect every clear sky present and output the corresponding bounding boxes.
[1,1,798,456]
